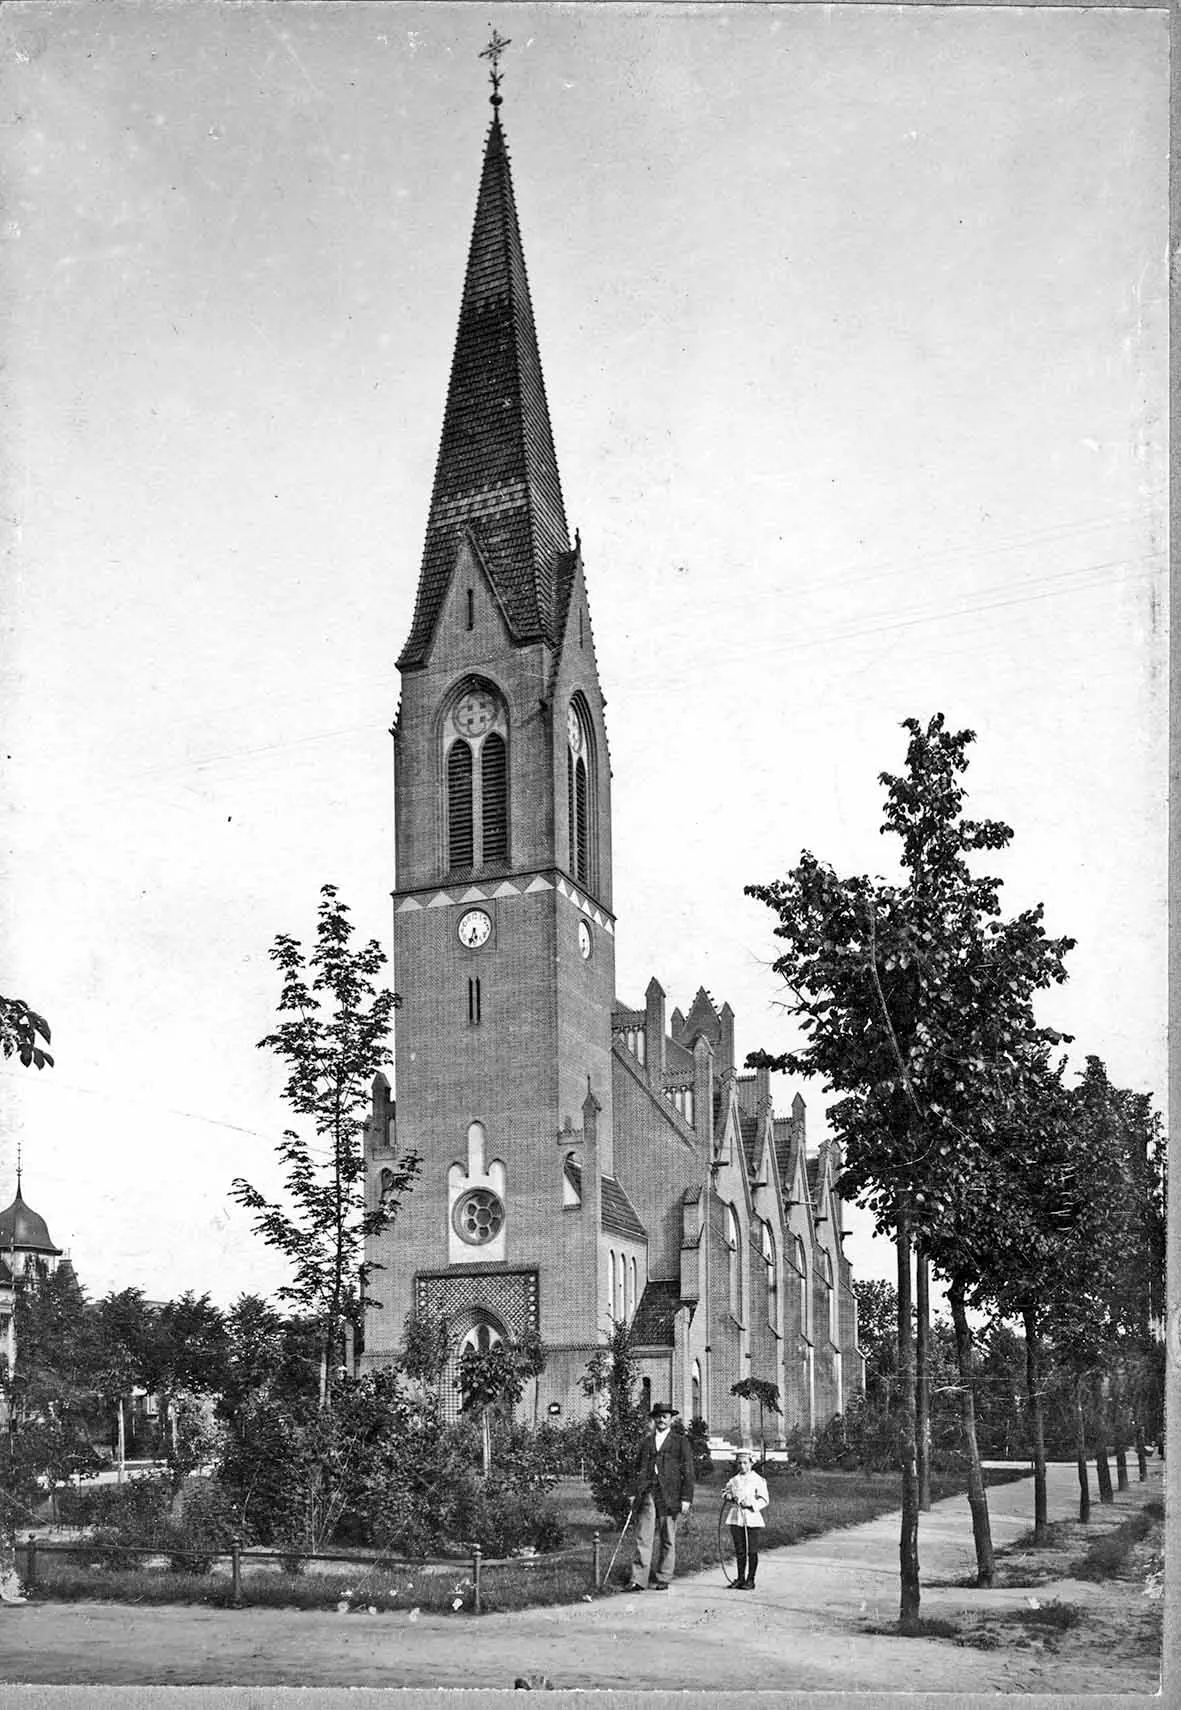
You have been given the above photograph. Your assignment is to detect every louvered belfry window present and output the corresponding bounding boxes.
[445,684,508,873]
[447,741,475,869]
[567,696,594,889]
[481,733,508,862]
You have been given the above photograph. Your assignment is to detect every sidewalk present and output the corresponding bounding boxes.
[0,1460,1163,1697]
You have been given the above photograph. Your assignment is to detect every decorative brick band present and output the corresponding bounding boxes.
[395,870,615,935]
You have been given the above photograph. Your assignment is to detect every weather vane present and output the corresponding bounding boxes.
[480,28,511,108]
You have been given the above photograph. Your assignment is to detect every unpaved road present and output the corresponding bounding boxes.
[0,1462,1163,1697]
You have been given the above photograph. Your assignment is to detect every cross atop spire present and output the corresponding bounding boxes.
[479,29,511,109]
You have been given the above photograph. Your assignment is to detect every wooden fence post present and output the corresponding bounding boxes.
[472,1544,482,1615]
[24,1534,37,1592]
[592,1530,601,1590]
[231,1536,242,1607]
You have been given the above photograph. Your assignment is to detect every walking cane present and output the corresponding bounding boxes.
[602,1496,637,1589]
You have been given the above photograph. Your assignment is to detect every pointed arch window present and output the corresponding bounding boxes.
[761,1220,778,1330]
[447,741,474,869]
[725,1204,741,1320]
[795,1236,809,1338]
[481,733,507,861]
[444,683,509,873]
[566,696,596,891]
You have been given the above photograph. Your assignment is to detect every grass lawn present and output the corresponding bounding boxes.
[28,1465,1028,1616]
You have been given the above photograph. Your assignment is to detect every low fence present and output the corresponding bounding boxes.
[19,1530,616,1614]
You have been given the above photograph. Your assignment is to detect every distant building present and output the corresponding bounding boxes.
[361,81,863,1444]
[0,1172,65,1381]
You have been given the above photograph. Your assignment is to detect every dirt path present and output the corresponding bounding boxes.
[0,1462,1163,1695]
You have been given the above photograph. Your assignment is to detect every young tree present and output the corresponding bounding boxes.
[458,1334,546,1477]
[231,886,419,1408]
[746,715,1073,1624]
[579,1321,647,1527]
[730,1377,781,1466]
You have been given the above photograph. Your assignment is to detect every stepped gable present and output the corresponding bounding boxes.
[399,113,570,669]
[630,1278,683,1348]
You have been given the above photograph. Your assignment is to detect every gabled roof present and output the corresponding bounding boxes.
[399,115,571,670]
[563,1163,647,1242]
[631,1279,683,1348]
[738,1111,761,1176]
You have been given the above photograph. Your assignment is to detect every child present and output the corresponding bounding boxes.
[720,1450,769,1590]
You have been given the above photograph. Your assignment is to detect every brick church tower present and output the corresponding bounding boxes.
[363,66,865,1439]
[361,86,618,1406]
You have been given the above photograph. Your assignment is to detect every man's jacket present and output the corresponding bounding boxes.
[633,1425,695,1514]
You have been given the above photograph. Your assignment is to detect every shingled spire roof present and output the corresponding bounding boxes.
[398,112,571,669]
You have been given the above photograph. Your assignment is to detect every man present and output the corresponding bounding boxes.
[628,1401,694,1590]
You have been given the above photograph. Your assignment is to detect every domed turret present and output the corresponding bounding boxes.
[0,1177,62,1266]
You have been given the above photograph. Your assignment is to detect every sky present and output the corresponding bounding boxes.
[0,2,1168,1309]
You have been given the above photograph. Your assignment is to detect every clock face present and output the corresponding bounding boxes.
[577,919,592,960]
[455,690,496,738]
[457,908,492,949]
[567,704,582,755]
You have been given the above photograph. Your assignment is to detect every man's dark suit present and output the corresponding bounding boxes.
[630,1421,695,1587]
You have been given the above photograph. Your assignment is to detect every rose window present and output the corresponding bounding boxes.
[453,1188,505,1245]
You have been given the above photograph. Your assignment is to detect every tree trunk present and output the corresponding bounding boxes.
[896,1205,921,1631]
[1135,1422,1148,1482]
[117,1397,126,1486]
[481,1409,492,1479]
[1075,1384,1091,1523]
[948,1278,993,1586]
[318,1333,329,1413]
[916,1246,932,1511]
[1021,1303,1049,1545]
[1093,1373,1114,1503]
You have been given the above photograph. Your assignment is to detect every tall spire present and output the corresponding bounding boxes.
[398,46,571,670]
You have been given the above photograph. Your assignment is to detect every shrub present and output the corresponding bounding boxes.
[80,1476,172,1570]
[465,1478,566,1557]
[162,1476,240,1575]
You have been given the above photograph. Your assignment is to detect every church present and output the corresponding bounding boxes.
[361,66,863,1446]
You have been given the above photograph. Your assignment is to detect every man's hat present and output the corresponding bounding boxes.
[651,1402,678,1419]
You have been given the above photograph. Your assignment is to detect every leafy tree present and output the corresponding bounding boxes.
[399,1310,453,1402]
[746,715,1072,1622]
[0,996,53,1070]
[217,1294,286,1422]
[579,1321,647,1527]
[3,1262,103,1524]
[459,1331,546,1476]
[231,886,419,1408]
[92,1289,158,1473]
[853,1279,903,1414]
[730,1376,781,1466]
[147,1292,228,1481]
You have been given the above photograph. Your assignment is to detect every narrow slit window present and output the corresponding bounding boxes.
[467,976,482,1025]
[466,588,474,630]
